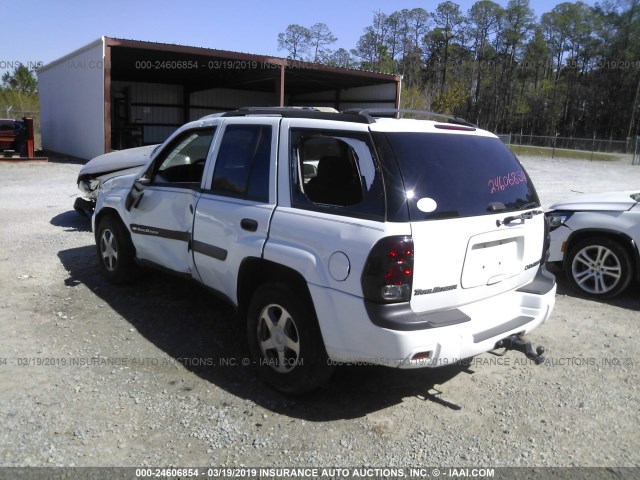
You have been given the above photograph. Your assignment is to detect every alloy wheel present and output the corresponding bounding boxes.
[256,304,300,373]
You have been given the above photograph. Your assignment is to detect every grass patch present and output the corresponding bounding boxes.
[509,144,621,161]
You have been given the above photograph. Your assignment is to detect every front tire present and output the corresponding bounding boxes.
[247,283,334,394]
[566,237,632,298]
[96,215,138,284]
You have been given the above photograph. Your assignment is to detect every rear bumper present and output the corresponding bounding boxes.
[364,266,555,331]
[311,267,556,368]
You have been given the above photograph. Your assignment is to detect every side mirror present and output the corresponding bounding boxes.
[125,178,150,211]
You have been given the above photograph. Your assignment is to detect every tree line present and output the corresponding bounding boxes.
[278,0,640,140]
[0,64,38,114]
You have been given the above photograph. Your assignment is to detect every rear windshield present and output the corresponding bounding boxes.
[382,132,540,221]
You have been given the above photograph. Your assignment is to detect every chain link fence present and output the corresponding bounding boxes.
[2,109,639,164]
[498,133,640,165]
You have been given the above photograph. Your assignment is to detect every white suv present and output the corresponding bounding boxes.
[93,108,556,393]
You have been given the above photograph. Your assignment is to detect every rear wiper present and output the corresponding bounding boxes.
[427,211,460,219]
[518,202,539,210]
[487,202,506,212]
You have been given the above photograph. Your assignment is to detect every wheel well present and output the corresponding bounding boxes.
[564,229,640,280]
[94,208,126,240]
[237,258,314,316]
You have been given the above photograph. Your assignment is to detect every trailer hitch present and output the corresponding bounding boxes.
[491,335,546,364]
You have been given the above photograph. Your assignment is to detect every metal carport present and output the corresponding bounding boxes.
[38,37,401,160]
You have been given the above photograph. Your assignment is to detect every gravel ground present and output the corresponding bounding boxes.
[0,156,639,470]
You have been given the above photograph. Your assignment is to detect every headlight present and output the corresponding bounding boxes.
[78,178,101,194]
[78,179,91,194]
[545,211,572,231]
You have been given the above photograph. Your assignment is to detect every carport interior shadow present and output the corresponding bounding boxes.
[57,245,466,420]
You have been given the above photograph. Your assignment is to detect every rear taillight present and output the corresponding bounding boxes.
[362,236,414,303]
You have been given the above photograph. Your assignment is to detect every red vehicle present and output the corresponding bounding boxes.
[0,119,27,153]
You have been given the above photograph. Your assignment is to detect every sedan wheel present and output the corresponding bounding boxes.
[567,237,632,298]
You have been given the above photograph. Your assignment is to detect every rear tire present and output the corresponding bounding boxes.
[566,236,632,298]
[247,283,334,394]
[96,215,138,284]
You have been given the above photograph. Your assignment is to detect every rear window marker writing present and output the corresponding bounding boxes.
[489,170,527,194]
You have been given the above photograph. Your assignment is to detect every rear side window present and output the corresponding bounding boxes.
[210,124,272,202]
[381,133,539,221]
[290,129,384,220]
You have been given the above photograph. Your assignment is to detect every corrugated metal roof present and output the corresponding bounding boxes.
[106,36,397,77]
[110,37,266,58]
[38,36,400,80]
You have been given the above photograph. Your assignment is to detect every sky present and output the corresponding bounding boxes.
[0,0,593,78]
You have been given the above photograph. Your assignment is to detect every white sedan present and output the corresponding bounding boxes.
[546,191,640,298]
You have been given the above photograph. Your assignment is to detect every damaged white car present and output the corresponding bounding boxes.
[74,145,159,216]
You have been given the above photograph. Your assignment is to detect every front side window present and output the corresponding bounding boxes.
[209,124,272,202]
[380,132,540,221]
[153,128,215,184]
[290,129,384,220]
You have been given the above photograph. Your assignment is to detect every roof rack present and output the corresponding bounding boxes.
[210,106,477,127]
[221,106,373,124]
[238,106,339,113]
[341,108,478,128]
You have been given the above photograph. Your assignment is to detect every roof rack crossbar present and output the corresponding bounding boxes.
[237,106,325,112]
[220,106,374,124]
[341,108,477,128]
